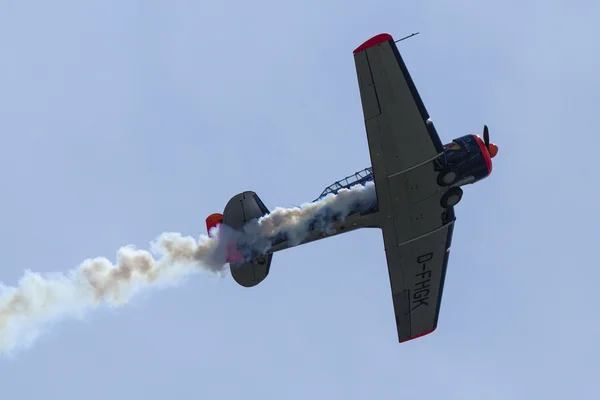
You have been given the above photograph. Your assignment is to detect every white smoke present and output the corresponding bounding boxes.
[0,182,376,355]
[233,181,377,256]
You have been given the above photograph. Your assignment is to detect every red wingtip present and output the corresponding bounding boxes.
[399,327,436,343]
[353,33,393,54]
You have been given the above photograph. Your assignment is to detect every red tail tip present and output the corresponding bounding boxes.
[206,213,223,237]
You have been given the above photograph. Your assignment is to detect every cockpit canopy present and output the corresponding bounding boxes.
[315,167,374,201]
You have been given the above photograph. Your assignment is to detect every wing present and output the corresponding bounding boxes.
[384,213,455,342]
[353,33,444,174]
[353,34,455,342]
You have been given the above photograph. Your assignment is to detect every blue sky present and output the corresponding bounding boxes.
[1,0,598,398]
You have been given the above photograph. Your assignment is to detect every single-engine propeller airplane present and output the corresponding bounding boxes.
[205,33,498,343]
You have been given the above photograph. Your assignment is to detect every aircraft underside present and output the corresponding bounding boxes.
[205,32,497,342]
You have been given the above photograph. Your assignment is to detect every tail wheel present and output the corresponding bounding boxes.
[441,187,463,208]
[437,168,459,186]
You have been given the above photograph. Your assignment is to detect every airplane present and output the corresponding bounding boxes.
[205,33,498,343]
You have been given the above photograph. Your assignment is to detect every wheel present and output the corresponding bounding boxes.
[440,187,463,208]
[437,168,460,186]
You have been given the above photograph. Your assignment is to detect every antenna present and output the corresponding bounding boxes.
[395,32,420,43]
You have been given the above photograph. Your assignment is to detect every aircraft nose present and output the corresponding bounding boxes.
[488,143,498,158]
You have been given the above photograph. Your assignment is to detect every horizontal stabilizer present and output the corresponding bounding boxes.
[222,191,273,287]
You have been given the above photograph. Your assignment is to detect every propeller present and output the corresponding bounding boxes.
[482,125,498,158]
[483,125,490,147]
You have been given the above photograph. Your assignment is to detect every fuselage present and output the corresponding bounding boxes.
[263,133,495,254]
[208,133,495,263]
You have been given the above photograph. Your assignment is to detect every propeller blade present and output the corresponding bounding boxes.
[483,125,490,148]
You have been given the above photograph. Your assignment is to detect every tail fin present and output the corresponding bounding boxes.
[206,213,223,236]
[205,212,244,263]
[207,191,273,287]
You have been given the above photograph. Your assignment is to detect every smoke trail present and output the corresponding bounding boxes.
[0,182,376,355]
[233,181,377,256]
[0,232,225,356]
